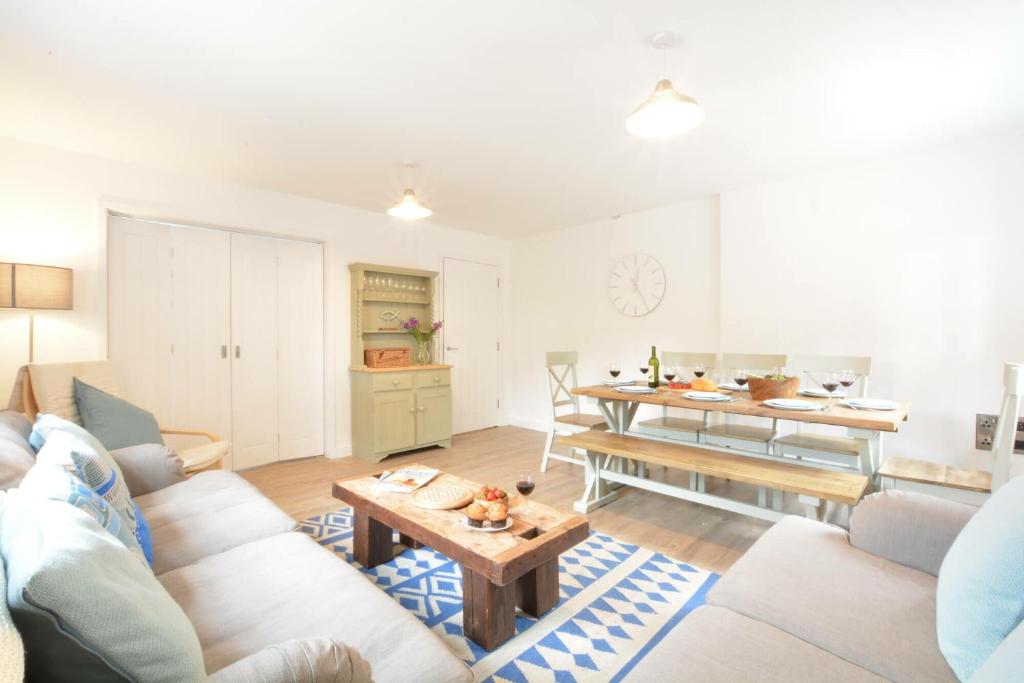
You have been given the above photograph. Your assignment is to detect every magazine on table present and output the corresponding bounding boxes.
[375,467,439,493]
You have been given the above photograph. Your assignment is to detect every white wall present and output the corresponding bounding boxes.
[720,130,1024,469]
[506,198,720,430]
[0,135,510,457]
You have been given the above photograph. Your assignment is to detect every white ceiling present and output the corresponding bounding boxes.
[1,1,1022,237]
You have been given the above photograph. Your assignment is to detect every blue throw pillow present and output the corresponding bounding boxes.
[73,378,164,451]
[19,460,148,566]
[937,474,1024,680]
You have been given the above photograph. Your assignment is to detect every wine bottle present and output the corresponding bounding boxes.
[648,346,660,388]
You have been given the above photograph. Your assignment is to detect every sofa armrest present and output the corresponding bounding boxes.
[108,444,186,496]
[848,490,978,576]
[206,638,372,683]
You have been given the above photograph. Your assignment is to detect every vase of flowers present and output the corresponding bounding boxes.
[403,317,442,365]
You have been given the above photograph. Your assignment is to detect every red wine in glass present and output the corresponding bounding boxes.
[516,480,535,496]
[735,375,748,387]
[609,363,621,379]
[693,369,705,379]
[839,377,855,388]
[822,381,839,393]
[639,366,650,376]
[663,370,676,382]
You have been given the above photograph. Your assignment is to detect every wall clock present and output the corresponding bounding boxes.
[608,253,666,317]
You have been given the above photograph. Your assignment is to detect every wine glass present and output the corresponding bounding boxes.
[608,363,621,381]
[734,369,748,390]
[639,365,650,382]
[516,472,535,513]
[663,366,676,385]
[821,372,840,411]
[839,369,856,393]
[693,363,706,379]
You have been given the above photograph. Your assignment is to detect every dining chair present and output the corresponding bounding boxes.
[774,354,873,468]
[637,351,717,444]
[540,351,607,472]
[703,352,788,454]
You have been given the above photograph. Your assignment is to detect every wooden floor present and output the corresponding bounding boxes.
[241,425,792,573]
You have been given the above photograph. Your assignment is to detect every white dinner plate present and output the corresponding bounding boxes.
[683,391,731,401]
[603,379,635,386]
[615,385,656,394]
[462,517,513,532]
[842,398,900,411]
[719,382,748,392]
[763,398,820,411]
[799,388,847,398]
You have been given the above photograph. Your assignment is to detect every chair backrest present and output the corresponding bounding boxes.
[545,351,579,418]
[720,353,787,377]
[992,362,1024,490]
[787,354,872,398]
[661,352,717,373]
[8,361,121,424]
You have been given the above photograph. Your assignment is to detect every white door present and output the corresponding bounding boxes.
[230,233,280,469]
[443,257,500,433]
[276,239,324,460]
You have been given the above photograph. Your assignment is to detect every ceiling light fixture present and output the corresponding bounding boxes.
[627,31,705,138]
[388,188,432,220]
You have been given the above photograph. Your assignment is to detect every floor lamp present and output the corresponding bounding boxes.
[0,262,74,362]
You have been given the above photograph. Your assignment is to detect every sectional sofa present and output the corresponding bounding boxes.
[0,410,472,682]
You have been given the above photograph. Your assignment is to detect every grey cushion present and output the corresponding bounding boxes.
[135,470,297,574]
[623,605,885,682]
[0,411,34,490]
[0,531,25,683]
[159,531,472,683]
[708,515,957,683]
[849,490,977,576]
[0,490,205,682]
[73,377,163,451]
[109,443,186,497]
[207,638,373,683]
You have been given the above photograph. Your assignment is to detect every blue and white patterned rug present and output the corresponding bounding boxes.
[301,508,718,682]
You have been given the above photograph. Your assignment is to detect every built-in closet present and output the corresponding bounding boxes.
[107,215,324,470]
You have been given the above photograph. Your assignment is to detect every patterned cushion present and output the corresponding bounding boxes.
[73,377,164,451]
[31,417,151,565]
[18,459,148,565]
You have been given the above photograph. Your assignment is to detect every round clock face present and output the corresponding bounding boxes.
[608,253,666,317]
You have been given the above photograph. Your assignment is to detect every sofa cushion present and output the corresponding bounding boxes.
[623,605,885,682]
[19,460,147,564]
[937,474,1024,681]
[109,443,186,497]
[0,522,25,683]
[206,638,373,683]
[27,360,123,425]
[708,515,956,683]
[159,531,472,683]
[0,411,34,490]
[135,470,297,574]
[74,377,164,451]
[0,490,205,682]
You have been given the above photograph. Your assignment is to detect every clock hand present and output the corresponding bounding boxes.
[636,288,649,310]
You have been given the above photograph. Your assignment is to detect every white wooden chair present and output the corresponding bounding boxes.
[774,354,873,469]
[703,353,788,454]
[637,351,717,443]
[540,351,607,472]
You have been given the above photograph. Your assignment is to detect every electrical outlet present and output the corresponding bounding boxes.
[976,413,1024,453]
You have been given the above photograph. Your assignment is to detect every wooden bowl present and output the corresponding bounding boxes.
[747,376,800,401]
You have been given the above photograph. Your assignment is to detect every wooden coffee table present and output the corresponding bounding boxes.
[332,465,589,650]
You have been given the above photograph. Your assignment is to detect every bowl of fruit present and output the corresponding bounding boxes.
[474,485,509,506]
[746,371,800,401]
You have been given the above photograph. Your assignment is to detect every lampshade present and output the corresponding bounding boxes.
[0,263,74,310]
[626,79,705,138]
[387,189,432,221]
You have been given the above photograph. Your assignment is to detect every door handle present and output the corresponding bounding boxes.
[446,346,459,351]
[235,345,241,359]
[221,345,227,359]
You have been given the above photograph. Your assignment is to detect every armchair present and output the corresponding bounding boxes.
[8,361,228,474]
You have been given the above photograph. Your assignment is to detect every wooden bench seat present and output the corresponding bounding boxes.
[558,430,869,521]
[877,456,991,505]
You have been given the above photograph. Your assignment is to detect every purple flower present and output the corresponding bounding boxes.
[432,320,443,332]
[402,317,419,330]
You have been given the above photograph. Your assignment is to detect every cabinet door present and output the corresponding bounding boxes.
[373,391,416,454]
[415,387,452,445]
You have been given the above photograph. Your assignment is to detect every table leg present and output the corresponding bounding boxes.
[517,557,560,617]
[353,509,393,568]
[462,565,516,651]
[573,449,618,513]
[399,533,424,550]
[848,428,881,492]
[596,399,620,433]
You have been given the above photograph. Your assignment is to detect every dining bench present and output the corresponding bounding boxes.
[558,430,869,522]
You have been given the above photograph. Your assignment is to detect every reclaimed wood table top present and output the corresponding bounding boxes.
[333,465,589,585]
[574,383,910,432]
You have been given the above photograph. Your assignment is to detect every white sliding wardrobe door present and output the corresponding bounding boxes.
[169,226,232,452]
[276,239,324,460]
[443,257,500,433]
[230,233,280,469]
[107,216,175,423]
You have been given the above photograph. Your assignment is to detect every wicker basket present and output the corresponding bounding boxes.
[747,376,800,401]
[364,347,411,368]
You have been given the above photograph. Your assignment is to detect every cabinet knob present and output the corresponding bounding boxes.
[408,407,416,413]
[432,376,439,382]
[392,379,399,385]
[419,406,425,412]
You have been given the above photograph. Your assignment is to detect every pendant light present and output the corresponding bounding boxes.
[627,31,705,138]
[387,188,432,220]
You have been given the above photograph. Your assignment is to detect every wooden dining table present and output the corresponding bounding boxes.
[572,383,910,481]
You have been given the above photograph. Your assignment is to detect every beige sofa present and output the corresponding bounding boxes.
[0,410,471,682]
[626,490,982,682]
